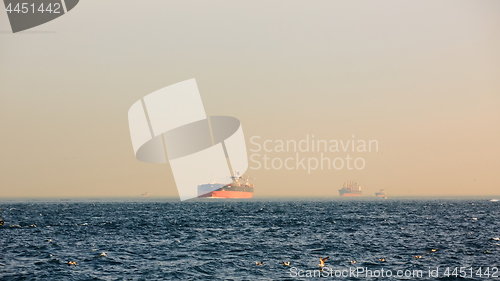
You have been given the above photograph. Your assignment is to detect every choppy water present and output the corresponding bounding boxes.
[0,198,499,280]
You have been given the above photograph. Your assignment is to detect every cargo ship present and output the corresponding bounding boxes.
[198,173,254,199]
[339,180,362,196]
[375,189,387,199]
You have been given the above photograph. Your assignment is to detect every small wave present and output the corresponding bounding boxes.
[491,237,500,241]
[48,258,62,264]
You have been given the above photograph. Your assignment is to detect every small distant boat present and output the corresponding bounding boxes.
[490,199,499,202]
[0,219,3,226]
[375,189,387,199]
[142,192,150,197]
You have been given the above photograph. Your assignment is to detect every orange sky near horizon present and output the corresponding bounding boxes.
[0,0,499,198]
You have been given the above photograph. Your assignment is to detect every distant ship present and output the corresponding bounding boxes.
[198,173,253,199]
[339,180,362,196]
[375,189,387,199]
[141,192,150,197]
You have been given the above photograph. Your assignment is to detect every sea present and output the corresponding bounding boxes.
[0,198,499,280]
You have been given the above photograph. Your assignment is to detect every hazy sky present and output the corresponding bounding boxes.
[1,0,499,198]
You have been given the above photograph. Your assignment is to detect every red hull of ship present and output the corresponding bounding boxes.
[340,193,361,197]
[199,190,253,199]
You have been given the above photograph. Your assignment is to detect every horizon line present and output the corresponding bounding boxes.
[1,195,499,200]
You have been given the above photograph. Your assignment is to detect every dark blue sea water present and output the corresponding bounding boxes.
[0,198,499,280]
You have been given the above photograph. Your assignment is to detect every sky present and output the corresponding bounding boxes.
[0,0,499,198]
